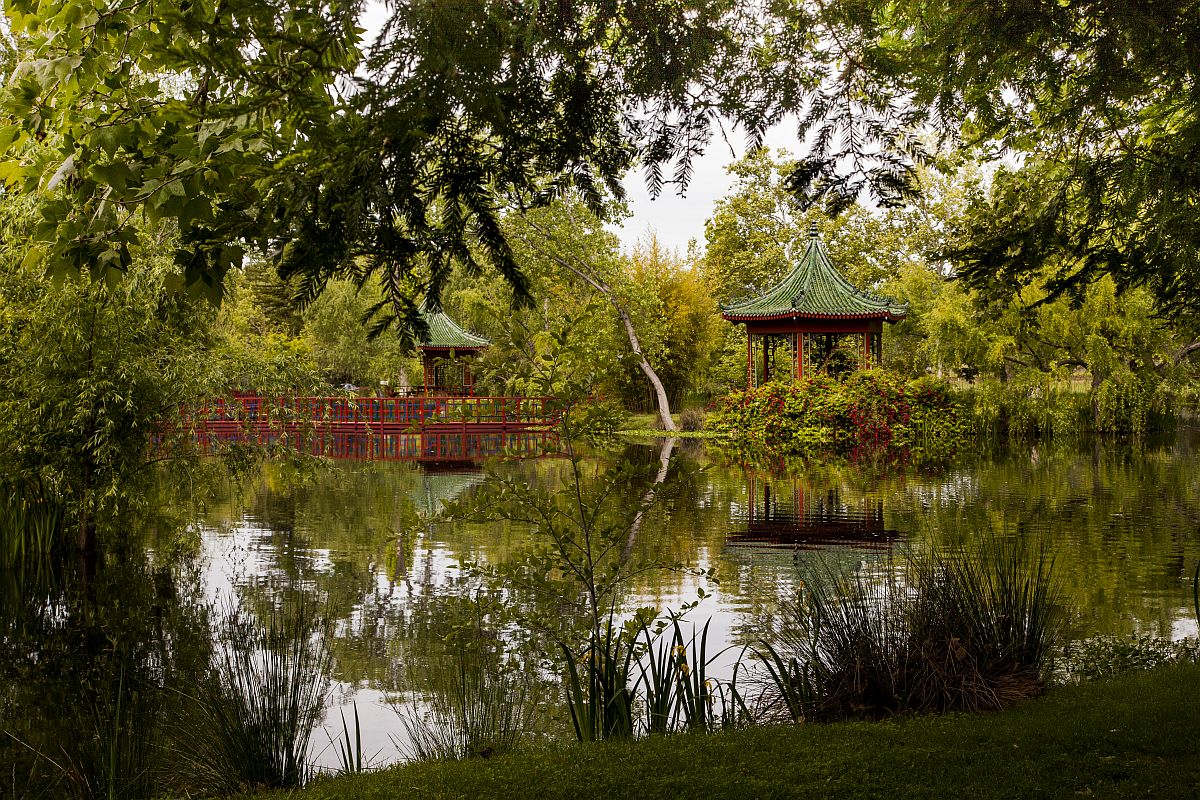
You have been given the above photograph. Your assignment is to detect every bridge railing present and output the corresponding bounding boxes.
[183,395,563,430]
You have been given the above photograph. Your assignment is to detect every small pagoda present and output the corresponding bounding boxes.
[418,304,489,395]
[721,224,907,387]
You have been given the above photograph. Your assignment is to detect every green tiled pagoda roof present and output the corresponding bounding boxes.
[419,304,490,349]
[721,228,908,322]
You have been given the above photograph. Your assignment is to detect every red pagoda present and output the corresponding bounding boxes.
[721,224,907,387]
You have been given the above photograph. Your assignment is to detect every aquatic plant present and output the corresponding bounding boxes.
[0,493,64,565]
[183,599,330,792]
[331,703,367,776]
[562,614,636,743]
[396,646,535,760]
[762,539,1062,720]
[1058,635,1200,683]
[624,616,752,737]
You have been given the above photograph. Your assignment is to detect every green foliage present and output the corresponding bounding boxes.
[208,271,324,395]
[707,371,965,461]
[272,4,821,336]
[1058,636,1200,684]
[0,0,360,300]
[463,202,716,414]
[615,237,722,411]
[772,2,1200,318]
[965,371,1172,440]
[568,397,631,442]
[0,195,218,531]
[752,639,816,725]
[441,422,691,743]
[967,378,1090,441]
[299,279,415,389]
[702,148,939,309]
[0,494,65,565]
[1093,373,1163,435]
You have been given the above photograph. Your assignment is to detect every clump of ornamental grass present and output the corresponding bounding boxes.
[679,408,706,433]
[395,646,535,762]
[180,599,331,793]
[760,539,1061,721]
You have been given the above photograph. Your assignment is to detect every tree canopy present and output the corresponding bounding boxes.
[1,0,1197,328]
[797,0,1200,316]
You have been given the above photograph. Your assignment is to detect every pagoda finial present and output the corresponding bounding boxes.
[808,221,819,238]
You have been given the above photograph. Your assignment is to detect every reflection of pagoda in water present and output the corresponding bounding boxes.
[410,470,488,517]
[727,472,901,551]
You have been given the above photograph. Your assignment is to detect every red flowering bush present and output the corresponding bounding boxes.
[707,370,964,461]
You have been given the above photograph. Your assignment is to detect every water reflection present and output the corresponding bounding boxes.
[727,471,901,551]
[4,430,1199,792]
[198,429,560,465]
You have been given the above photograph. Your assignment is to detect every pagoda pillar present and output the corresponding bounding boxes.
[746,334,754,389]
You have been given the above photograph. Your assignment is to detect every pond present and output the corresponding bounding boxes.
[3,430,1199,789]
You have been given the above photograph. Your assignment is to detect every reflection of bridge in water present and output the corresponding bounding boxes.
[196,429,560,464]
[727,472,902,551]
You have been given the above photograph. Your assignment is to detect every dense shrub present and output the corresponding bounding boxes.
[706,370,965,461]
[966,373,1173,438]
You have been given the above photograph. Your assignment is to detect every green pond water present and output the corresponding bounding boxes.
[3,430,1199,781]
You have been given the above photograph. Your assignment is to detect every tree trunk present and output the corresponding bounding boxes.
[622,436,677,563]
[517,222,677,431]
[1173,340,1200,366]
[614,303,676,431]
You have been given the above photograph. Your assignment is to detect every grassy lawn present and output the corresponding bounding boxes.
[268,664,1200,800]
[617,411,722,438]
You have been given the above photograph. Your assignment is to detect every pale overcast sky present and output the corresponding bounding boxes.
[610,124,800,256]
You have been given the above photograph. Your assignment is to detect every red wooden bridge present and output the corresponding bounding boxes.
[184,394,561,436]
[177,395,563,463]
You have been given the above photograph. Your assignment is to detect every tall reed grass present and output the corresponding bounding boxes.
[182,599,331,792]
[0,493,64,564]
[395,647,535,761]
[762,539,1061,721]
